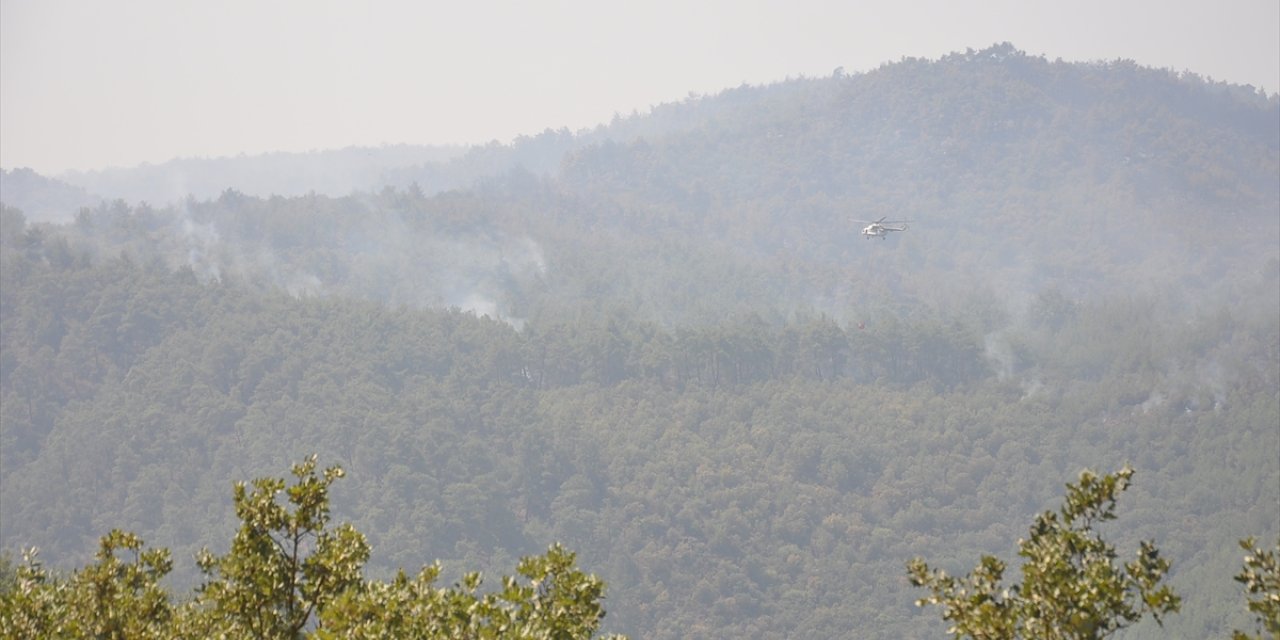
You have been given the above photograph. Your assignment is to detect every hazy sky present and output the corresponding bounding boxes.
[3,0,1277,175]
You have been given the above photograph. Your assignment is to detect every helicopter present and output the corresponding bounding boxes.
[855,217,909,239]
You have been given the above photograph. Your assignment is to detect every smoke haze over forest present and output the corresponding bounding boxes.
[1,32,1278,640]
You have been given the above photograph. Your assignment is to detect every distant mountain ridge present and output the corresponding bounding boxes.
[5,44,1275,324]
[0,168,101,223]
[6,42,1275,225]
[57,144,467,207]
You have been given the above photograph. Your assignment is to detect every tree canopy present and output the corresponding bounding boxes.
[908,466,1179,639]
[0,457,620,639]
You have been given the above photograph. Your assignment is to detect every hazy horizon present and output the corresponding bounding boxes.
[3,0,1278,176]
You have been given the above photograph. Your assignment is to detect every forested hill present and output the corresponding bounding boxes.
[1,44,1278,638]
[5,44,1276,324]
[554,43,1279,310]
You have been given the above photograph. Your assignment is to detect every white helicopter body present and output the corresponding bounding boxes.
[856,217,909,239]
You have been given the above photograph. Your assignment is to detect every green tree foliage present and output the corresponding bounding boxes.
[908,467,1180,639]
[0,532,173,639]
[320,544,617,639]
[189,455,369,638]
[1233,537,1280,640]
[0,458,620,639]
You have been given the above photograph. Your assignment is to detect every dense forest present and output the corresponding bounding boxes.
[2,44,1277,638]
